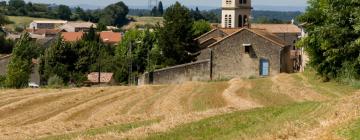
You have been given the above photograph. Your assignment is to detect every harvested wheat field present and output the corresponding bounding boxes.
[0,72,359,140]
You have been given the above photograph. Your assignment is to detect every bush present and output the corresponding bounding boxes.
[0,75,5,87]
[47,75,64,88]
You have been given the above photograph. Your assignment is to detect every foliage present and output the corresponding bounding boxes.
[192,20,211,38]
[5,33,38,88]
[297,0,360,80]
[157,2,199,66]
[100,1,129,26]
[47,75,64,88]
[42,35,76,83]
[0,34,15,54]
[0,75,5,87]
[57,5,72,20]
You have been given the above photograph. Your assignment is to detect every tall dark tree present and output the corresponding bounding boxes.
[298,0,360,81]
[5,33,38,88]
[151,6,157,16]
[158,1,164,16]
[157,2,198,66]
[101,1,129,26]
[57,5,72,20]
[8,0,25,9]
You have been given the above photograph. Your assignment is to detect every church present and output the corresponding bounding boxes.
[140,0,304,84]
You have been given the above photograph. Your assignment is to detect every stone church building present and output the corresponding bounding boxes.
[140,0,303,84]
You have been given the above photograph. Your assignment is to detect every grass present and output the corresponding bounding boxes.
[38,119,160,140]
[338,119,360,140]
[298,70,356,97]
[244,78,294,106]
[143,102,321,140]
[190,82,228,111]
[5,16,53,31]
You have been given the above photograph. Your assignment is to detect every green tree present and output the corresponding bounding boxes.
[192,20,211,38]
[8,0,25,9]
[5,33,38,88]
[57,5,72,20]
[157,2,199,66]
[158,1,164,16]
[42,35,76,83]
[298,0,360,81]
[101,1,129,26]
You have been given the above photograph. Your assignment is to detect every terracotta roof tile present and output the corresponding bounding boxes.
[87,72,114,83]
[100,31,122,44]
[61,32,84,42]
[251,24,301,33]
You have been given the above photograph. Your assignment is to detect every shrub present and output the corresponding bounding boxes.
[47,75,64,88]
[0,75,5,87]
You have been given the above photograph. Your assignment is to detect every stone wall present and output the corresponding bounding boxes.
[0,55,11,76]
[141,59,210,85]
[203,29,286,79]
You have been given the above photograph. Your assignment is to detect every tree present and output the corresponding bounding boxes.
[157,2,199,66]
[151,6,158,16]
[101,2,129,26]
[158,1,164,16]
[298,0,360,81]
[190,7,204,21]
[5,33,38,88]
[192,20,211,38]
[57,5,72,20]
[42,35,76,83]
[8,0,25,9]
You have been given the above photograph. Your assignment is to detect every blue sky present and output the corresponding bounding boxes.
[19,0,307,7]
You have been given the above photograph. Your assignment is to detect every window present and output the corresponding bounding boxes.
[238,15,243,27]
[225,15,228,28]
[245,46,250,53]
[243,15,248,27]
[243,0,247,4]
[228,15,232,27]
[226,0,232,4]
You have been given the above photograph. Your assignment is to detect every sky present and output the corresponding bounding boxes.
[17,0,307,7]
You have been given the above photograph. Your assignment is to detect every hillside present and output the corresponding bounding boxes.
[5,16,54,31]
[0,71,359,139]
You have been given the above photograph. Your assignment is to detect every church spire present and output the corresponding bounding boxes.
[221,0,252,28]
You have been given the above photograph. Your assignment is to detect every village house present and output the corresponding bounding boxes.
[60,22,97,32]
[141,0,304,85]
[29,20,67,29]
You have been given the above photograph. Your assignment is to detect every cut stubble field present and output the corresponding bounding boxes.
[0,71,359,140]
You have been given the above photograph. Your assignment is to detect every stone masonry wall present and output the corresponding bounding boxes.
[141,60,210,85]
[204,29,285,79]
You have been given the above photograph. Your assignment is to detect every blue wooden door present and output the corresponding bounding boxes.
[260,59,269,76]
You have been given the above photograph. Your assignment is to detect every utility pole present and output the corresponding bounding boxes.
[128,41,133,86]
[98,44,101,85]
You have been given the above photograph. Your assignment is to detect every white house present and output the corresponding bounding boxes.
[29,20,68,29]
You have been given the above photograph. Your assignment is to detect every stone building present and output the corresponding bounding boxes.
[141,0,303,84]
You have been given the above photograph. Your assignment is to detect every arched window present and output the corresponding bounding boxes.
[238,15,243,27]
[243,0,247,4]
[243,15,248,27]
[228,15,232,27]
[225,15,228,28]
[239,0,243,4]
[226,0,232,4]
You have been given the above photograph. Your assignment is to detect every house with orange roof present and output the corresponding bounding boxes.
[61,31,122,45]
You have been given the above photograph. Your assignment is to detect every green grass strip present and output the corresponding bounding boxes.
[143,102,320,140]
[338,119,360,140]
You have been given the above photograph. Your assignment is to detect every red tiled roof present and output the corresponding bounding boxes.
[61,31,122,43]
[61,32,84,42]
[251,24,301,33]
[87,72,114,83]
[100,32,122,44]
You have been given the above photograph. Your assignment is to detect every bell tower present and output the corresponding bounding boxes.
[221,0,252,28]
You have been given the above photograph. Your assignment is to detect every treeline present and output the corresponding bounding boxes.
[0,0,129,26]
[130,8,302,24]
[297,0,360,86]
[0,2,212,88]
